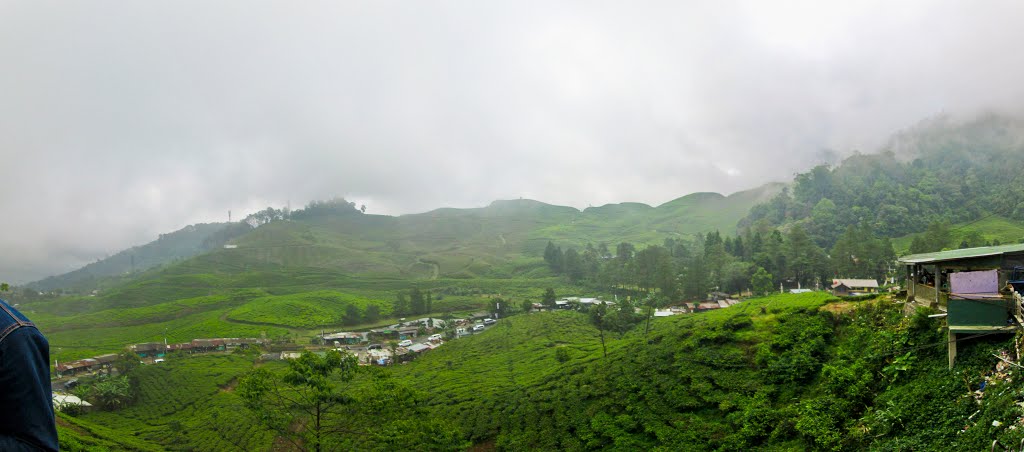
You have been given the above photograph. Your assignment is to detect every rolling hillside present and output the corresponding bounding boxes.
[892,215,1024,254]
[29,222,233,292]
[199,183,782,282]
[387,293,1024,450]
[56,293,1024,450]
[18,184,777,362]
[30,183,779,295]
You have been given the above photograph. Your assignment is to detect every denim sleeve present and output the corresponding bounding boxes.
[0,326,59,451]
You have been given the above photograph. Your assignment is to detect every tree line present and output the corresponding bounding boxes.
[392,287,433,317]
[542,221,895,301]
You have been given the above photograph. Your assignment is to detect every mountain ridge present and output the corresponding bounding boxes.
[30,184,783,291]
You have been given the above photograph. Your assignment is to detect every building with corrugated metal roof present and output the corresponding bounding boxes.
[899,243,1024,367]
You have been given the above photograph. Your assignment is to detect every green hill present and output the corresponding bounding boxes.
[15,184,775,362]
[741,114,1024,249]
[385,293,1024,450]
[31,184,777,295]
[202,184,780,282]
[56,293,1024,450]
[892,215,1024,254]
[29,222,236,292]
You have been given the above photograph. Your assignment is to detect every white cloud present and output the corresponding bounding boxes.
[2,0,1024,281]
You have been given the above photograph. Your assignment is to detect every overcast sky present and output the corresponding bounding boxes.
[3,1,1024,282]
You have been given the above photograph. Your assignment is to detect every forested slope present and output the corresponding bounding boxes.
[742,114,1024,250]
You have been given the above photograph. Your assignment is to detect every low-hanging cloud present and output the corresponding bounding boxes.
[2,0,1024,282]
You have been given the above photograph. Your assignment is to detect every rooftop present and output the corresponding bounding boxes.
[899,243,1024,265]
[832,279,879,289]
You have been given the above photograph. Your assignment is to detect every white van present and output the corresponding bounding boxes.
[428,334,443,342]
[398,339,413,347]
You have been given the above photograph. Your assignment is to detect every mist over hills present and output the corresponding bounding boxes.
[28,112,1024,293]
[29,184,781,292]
[28,223,232,292]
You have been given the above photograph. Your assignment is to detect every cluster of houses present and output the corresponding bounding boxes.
[54,353,120,377]
[130,337,267,358]
[265,326,450,366]
[543,297,617,311]
[55,337,268,377]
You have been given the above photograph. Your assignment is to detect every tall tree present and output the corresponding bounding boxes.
[563,248,584,283]
[343,304,360,326]
[238,351,359,452]
[543,241,560,272]
[681,257,709,300]
[785,225,826,287]
[542,288,557,309]
[751,267,774,296]
[409,287,425,315]
[364,304,381,324]
[589,302,608,358]
[393,292,409,317]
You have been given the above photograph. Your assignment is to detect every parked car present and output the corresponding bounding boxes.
[398,339,413,347]
[472,324,485,332]
[428,334,442,342]
[367,343,383,350]
[483,318,496,325]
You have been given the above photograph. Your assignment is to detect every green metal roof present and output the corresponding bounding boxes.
[899,243,1024,265]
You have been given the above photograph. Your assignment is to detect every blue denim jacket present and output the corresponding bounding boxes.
[0,298,59,451]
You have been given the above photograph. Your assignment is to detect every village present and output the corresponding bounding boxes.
[51,277,888,383]
[47,250,932,420]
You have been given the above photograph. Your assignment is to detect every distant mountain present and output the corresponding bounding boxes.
[28,222,234,292]
[28,183,780,293]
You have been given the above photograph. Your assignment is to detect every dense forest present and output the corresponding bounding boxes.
[742,114,1024,248]
[541,220,893,301]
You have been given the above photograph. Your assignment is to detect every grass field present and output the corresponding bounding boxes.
[893,215,1024,254]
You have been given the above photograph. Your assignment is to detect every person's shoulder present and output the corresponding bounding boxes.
[0,298,32,324]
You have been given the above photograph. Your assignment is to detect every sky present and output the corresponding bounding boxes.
[3,1,1024,283]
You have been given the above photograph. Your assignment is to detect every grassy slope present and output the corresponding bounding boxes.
[31,259,579,361]
[76,354,275,451]
[383,293,1024,450]
[892,215,1024,254]
[58,412,164,451]
[392,310,604,436]
[531,184,783,251]
[30,222,231,292]
[77,184,776,286]
[24,185,775,361]
[59,293,1024,450]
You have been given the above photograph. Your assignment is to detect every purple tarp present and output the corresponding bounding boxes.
[950,269,999,295]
